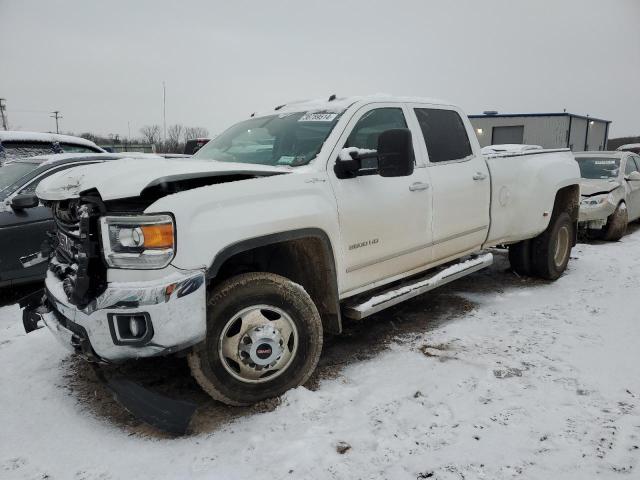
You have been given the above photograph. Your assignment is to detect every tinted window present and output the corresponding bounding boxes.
[414,108,472,163]
[1,141,54,161]
[344,108,408,169]
[345,108,407,150]
[60,143,101,153]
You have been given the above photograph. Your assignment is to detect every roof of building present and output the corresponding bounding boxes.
[468,112,611,123]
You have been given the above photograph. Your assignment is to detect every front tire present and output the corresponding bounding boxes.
[531,212,574,280]
[603,203,627,241]
[188,272,323,406]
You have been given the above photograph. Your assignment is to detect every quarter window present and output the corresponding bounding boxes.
[414,108,472,163]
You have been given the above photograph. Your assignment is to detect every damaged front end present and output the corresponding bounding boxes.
[21,191,208,434]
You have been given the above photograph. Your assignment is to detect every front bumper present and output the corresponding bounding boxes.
[578,200,616,227]
[40,268,207,362]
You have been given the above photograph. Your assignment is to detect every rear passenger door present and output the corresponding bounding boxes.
[410,106,490,261]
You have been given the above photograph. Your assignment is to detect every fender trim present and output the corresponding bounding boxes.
[207,228,342,334]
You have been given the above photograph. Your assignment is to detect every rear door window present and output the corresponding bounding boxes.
[414,108,472,163]
[1,141,55,160]
[59,143,101,153]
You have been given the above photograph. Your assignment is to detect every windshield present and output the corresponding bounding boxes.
[194,111,342,167]
[0,162,40,197]
[576,157,620,180]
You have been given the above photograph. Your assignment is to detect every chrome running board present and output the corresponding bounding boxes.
[343,253,493,320]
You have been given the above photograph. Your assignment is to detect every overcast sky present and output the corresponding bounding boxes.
[1,0,639,138]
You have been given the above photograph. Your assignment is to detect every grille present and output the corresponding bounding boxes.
[49,197,107,307]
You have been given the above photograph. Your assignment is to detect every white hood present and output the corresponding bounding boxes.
[36,157,290,201]
[580,178,621,196]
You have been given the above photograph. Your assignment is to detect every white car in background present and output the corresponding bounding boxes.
[0,131,104,165]
[577,151,640,240]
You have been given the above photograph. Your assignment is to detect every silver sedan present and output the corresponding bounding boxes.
[577,151,640,240]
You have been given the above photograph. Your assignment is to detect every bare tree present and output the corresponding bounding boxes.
[166,124,185,153]
[140,125,162,146]
[184,126,209,140]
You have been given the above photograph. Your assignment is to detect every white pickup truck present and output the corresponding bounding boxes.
[27,95,580,406]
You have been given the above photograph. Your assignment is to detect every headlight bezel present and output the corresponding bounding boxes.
[99,213,176,269]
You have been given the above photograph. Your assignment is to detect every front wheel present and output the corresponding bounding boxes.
[603,203,628,241]
[531,212,574,280]
[188,272,323,406]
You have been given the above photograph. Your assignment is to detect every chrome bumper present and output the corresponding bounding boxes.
[43,269,207,362]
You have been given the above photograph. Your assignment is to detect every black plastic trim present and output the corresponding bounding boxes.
[107,312,154,346]
[208,228,334,278]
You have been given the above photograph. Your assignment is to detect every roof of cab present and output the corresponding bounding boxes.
[256,94,455,117]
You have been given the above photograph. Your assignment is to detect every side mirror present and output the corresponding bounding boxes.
[11,194,40,210]
[377,128,414,178]
[625,171,640,182]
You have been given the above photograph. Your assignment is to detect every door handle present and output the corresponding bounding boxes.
[473,172,488,181]
[409,182,430,191]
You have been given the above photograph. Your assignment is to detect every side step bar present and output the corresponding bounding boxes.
[343,252,493,320]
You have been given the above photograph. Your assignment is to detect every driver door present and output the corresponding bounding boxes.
[327,104,433,294]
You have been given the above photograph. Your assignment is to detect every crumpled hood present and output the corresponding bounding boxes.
[580,178,621,196]
[36,156,290,201]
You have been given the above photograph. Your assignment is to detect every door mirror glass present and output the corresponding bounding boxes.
[377,128,415,178]
[625,171,640,181]
[11,193,39,210]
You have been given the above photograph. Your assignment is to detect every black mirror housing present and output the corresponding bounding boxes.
[377,128,414,178]
[11,194,40,210]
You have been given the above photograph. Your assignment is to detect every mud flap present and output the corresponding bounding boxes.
[19,288,46,333]
[92,366,199,435]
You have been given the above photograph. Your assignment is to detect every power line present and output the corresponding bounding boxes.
[50,110,63,134]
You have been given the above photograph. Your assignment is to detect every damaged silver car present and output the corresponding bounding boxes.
[577,151,640,240]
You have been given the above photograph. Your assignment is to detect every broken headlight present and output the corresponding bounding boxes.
[100,214,175,269]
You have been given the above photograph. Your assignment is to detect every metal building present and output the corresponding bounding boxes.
[469,112,611,152]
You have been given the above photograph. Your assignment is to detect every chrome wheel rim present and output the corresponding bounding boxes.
[218,305,298,384]
[554,225,570,268]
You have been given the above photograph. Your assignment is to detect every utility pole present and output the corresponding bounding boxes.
[0,98,8,130]
[162,81,167,147]
[50,110,62,134]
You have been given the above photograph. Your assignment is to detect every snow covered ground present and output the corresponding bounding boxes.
[1,232,639,479]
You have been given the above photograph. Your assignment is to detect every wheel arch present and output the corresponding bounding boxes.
[207,228,342,334]
[551,184,580,246]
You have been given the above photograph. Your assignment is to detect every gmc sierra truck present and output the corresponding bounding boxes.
[25,96,580,407]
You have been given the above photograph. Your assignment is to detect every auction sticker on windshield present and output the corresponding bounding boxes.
[298,112,338,122]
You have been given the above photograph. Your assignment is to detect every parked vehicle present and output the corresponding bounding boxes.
[184,138,210,155]
[0,131,104,164]
[616,143,640,155]
[25,95,580,407]
[577,151,640,240]
[0,153,160,288]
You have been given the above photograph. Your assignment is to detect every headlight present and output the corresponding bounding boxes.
[100,214,175,269]
[580,194,611,207]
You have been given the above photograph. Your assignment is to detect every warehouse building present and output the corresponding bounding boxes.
[469,112,611,152]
